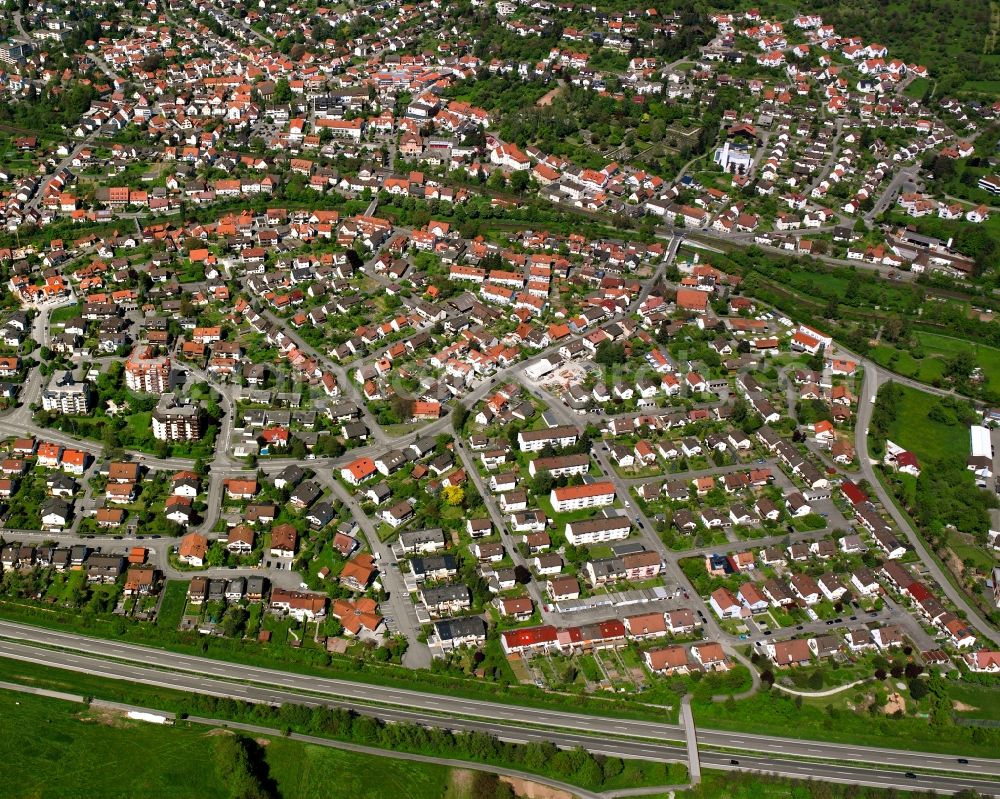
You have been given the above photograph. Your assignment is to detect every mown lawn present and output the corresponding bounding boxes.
[903,76,931,98]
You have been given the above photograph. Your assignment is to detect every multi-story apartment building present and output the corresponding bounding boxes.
[564,515,631,545]
[517,425,578,452]
[152,394,201,441]
[0,42,33,65]
[550,481,615,513]
[41,371,90,414]
[125,345,172,393]
[527,452,590,478]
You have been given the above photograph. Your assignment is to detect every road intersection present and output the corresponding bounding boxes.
[0,226,996,794]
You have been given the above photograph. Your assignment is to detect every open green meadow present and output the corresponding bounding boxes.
[916,332,1000,386]
[882,384,971,463]
[871,333,1000,390]
[0,690,231,799]
[257,739,454,799]
[0,689,459,799]
[903,77,931,99]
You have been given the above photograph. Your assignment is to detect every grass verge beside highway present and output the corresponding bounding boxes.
[0,684,979,799]
[0,600,681,724]
[692,687,1000,759]
[0,655,687,794]
[675,771,956,799]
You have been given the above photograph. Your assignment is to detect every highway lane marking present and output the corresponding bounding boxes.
[0,649,690,762]
[2,628,998,779]
[7,631,689,733]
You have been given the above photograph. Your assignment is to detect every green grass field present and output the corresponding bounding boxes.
[949,537,996,570]
[156,580,189,628]
[948,682,1000,721]
[916,331,1000,386]
[882,384,970,463]
[871,332,1000,390]
[692,687,1000,758]
[263,739,453,799]
[961,78,1000,93]
[870,345,944,384]
[903,77,931,99]
[0,656,197,711]
[0,691,231,798]
[0,655,684,791]
[49,304,83,325]
[676,770,924,799]
[0,689,460,799]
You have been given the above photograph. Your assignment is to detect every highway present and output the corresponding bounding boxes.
[0,621,997,785]
[0,637,995,796]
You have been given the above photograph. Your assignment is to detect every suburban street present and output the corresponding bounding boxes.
[2,0,999,795]
[2,250,996,742]
[855,365,1000,648]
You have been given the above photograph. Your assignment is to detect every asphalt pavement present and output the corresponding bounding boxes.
[0,621,996,784]
[0,636,995,796]
[855,365,1000,648]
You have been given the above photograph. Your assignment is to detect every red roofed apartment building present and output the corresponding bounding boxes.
[790,324,833,356]
[676,288,709,313]
[500,625,559,655]
[549,481,615,512]
[125,345,172,393]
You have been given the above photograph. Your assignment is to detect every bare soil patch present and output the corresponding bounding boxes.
[536,87,562,107]
[501,776,575,799]
[883,692,906,715]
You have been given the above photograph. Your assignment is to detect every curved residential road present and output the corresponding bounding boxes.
[868,364,966,402]
[855,364,1000,648]
[1,622,999,780]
